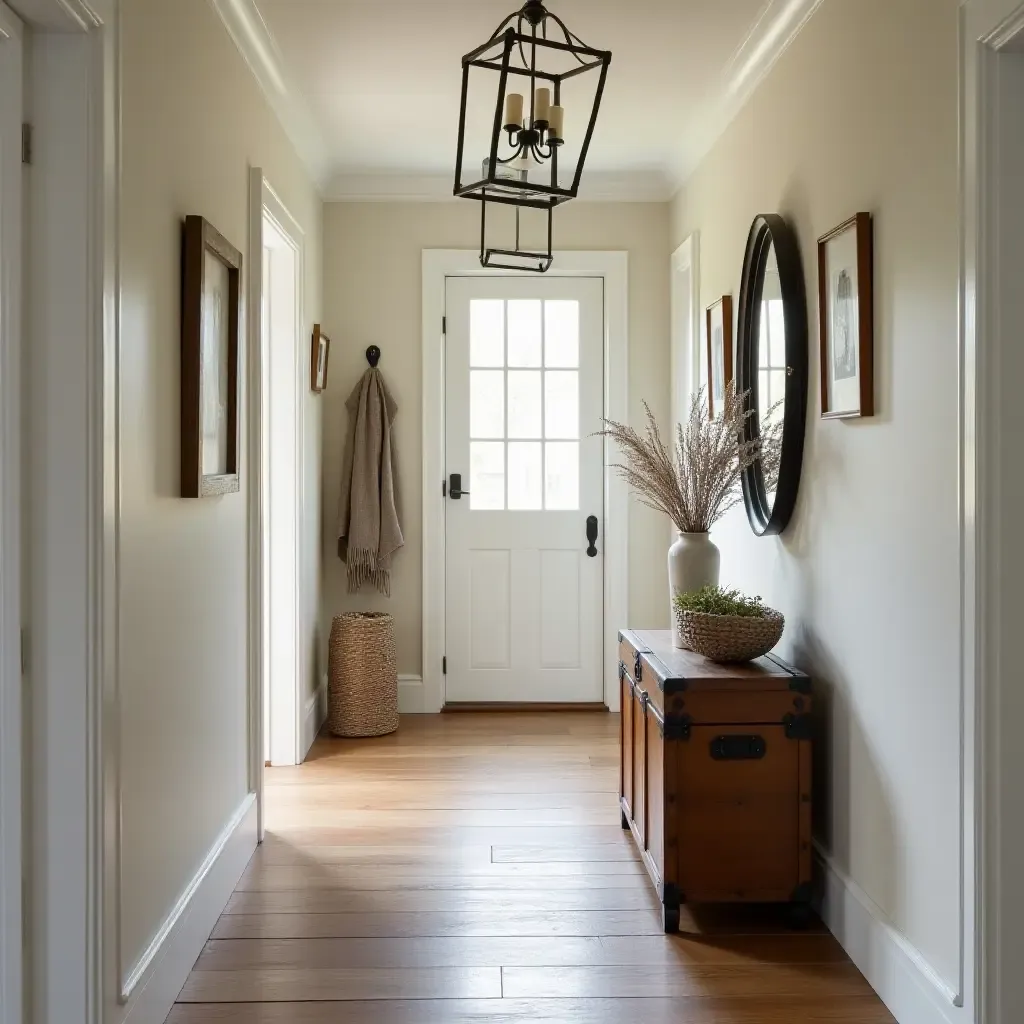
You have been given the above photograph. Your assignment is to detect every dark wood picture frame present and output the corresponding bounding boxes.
[181,215,242,498]
[706,295,734,420]
[311,323,331,393]
[818,212,874,419]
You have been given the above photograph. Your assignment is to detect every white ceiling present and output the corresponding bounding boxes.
[219,0,823,200]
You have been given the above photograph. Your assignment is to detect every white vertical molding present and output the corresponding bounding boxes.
[24,2,118,1020]
[28,31,94,1024]
[258,178,306,768]
[246,167,266,834]
[962,4,1024,1022]
[93,4,119,1022]
[0,6,23,1024]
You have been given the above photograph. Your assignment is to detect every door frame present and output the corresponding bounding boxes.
[961,2,1024,1020]
[0,4,23,1020]
[422,249,629,715]
[247,168,306,799]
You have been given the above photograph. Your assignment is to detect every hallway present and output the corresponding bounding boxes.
[167,713,892,1022]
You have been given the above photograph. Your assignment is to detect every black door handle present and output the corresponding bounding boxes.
[586,515,598,556]
[449,473,469,500]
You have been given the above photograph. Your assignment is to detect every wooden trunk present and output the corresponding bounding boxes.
[618,629,813,933]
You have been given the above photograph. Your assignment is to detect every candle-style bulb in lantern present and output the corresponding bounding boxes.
[504,92,524,130]
[533,87,551,126]
[548,104,564,143]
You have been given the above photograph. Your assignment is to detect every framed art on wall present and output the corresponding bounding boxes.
[311,323,331,393]
[181,215,242,497]
[706,295,733,420]
[818,212,874,419]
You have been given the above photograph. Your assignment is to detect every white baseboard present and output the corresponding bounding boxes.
[816,845,962,1024]
[117,794,257,1024]
[398,674,427,714]
[302,679,328,759]
[315,673,430,720]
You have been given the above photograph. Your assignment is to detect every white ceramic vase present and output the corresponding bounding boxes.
[668,532,722,648]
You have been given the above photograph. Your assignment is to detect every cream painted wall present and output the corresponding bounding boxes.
[322,202,670,678]
[671,0,960,988]
[118,0,322,979]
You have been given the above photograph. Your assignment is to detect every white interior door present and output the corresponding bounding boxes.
[262,213,301,765]
[0,3,23,1017]
[444,276,604,704]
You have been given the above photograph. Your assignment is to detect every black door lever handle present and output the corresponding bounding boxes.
[449,473,469,500]
[586,515,598,557]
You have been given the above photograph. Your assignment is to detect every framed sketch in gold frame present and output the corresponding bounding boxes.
[311,323,331,393]
[706,294,733,420]
[181,215,242,497]
[818,212,874,419]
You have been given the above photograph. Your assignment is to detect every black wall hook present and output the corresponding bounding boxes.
[366,345,381,367]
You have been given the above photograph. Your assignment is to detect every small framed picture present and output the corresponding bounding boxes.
[706,295,734,420]
[181,216,242,497]
[311,324,331,393]
[818,213,874,419]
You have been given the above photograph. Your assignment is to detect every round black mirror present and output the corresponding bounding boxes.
[736,214,808,536]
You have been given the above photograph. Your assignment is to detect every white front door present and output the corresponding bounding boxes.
[444,276,604,704]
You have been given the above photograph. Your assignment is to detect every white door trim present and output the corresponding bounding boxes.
[961,3,1024,1021]
[422,250,629,715]
[0,5,24,1021]
[17,3,118,1023]
[247,168,307,783]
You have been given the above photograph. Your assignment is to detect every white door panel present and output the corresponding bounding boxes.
[444,276,604,704]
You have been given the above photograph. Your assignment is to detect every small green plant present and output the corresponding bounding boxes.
[673,585,768,619]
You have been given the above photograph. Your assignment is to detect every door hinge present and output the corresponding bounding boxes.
[442,656,447,675]
[21,123,32,166]
[20,627,28,675]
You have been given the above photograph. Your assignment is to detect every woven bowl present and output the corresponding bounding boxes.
[674,607,785,663]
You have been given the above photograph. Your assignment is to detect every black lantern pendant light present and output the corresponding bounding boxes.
[454,0,611,271]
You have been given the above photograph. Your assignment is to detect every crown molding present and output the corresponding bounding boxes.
[209,0,333,191]
[6,0,102,29]
[668,0,825,195]
[323,170,673,204]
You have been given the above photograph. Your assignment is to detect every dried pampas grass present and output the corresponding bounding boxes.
[601,382,782,535]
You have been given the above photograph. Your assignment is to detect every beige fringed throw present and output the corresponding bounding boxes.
[336,368,404,595]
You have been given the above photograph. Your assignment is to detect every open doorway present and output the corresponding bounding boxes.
[249,172,304,776]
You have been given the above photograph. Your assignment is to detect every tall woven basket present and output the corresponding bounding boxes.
[328,613,399,738]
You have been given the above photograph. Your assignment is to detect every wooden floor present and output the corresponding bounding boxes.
[167,712,893,1023]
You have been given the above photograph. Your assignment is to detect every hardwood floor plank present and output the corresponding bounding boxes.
[210,910,668,940]
[259,826,635,847]
[264,808,616,828]
[166,996,896,1023]
[224,887,660,915]
[196,933,851,971]
[260,791,619,810]
[248,844,496,867]
[492,844,641,863]
[178,967,502,1002]
[235,863,648,890]
[500,963,876,1000]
